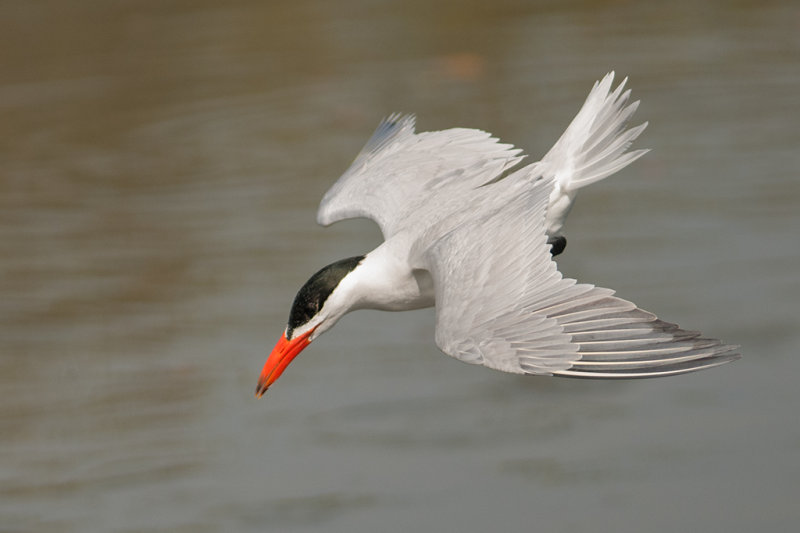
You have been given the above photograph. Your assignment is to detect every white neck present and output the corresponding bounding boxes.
[333,243,435,313]
[297,240,436,342]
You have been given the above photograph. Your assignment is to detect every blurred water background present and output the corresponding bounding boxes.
[2,1,799,532]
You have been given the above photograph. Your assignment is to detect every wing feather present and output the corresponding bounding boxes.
[423,175,740,379]
[317,115,525,238]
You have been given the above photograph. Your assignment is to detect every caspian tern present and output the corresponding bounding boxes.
[256,72,739,397]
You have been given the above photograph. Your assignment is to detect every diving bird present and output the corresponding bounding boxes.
[256,73,739,397]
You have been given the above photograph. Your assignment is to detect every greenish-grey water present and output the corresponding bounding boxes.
[2,1,799,532]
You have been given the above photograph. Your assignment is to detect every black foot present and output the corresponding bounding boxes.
[548,235,567,257]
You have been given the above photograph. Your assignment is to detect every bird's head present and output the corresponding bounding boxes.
[255,255,365,397]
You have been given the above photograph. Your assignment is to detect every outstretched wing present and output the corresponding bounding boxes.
[423,174,740,378]
[317,114,525,238]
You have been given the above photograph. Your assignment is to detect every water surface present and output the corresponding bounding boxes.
[2,1,799,532]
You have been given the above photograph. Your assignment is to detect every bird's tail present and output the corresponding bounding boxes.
[539,72,648,237]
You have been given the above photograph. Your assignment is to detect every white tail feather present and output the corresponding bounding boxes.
[540,72,649,236]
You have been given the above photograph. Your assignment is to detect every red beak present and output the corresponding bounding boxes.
[255,329,314,398]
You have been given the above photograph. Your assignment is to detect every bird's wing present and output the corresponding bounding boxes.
[423,174,740,378]
[317,114,525,239]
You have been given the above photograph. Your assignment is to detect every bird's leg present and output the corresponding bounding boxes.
[548,235,567,257]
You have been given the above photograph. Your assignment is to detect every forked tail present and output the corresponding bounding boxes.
[539,72,649,237]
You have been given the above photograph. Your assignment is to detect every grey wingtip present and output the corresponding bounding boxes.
[554,349,741,380]
[353,113,417,164]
